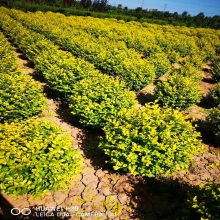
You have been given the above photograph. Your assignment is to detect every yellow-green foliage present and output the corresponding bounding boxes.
[3,7,220,91]
[0,12,101,94]
[0,119,82,198]
[211,57,220,82]
[69,74,138,127]
[209,83,220,107]
[0,73,46,122]
[99,103,202,177]
[0,32,17,73]
[206,107,220,145]
[168,50,180,64]
[35,49,100,93]
[148,52,171,77]
[174,64,203,81]
[9,8,155,90]
[189,181,220,220]
[155,74,202,109]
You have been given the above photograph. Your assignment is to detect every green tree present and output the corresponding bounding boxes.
[81,0,92,8]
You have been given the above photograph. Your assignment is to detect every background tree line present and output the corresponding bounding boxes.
[1,0,219,29]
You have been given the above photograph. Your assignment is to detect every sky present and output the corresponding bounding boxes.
[108,0,220,16]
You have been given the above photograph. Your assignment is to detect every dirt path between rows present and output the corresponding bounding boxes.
[0,50,219,220]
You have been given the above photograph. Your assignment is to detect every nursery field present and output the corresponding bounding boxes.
[0,6,219,220]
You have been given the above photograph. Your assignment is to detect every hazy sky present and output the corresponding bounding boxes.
[108,0,220,16]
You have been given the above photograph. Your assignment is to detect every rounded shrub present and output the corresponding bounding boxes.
[0,119,82,198]
[211,59,220,82]
[155,74,202,109]
[181,54,203,69]
[206,107,220,145]
[209,83,220,107]
[189,181,220,220]
[99,103,202,177]
[0,73,46,122]
[69,74,138,127]
[168,51,180,64]
[175,64,203,81]
[120,59,155,90]
[148,52,171,77]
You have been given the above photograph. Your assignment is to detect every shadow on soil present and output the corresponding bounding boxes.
[128,177,201,220]
[137,92,157,106]
[194,119,219,148]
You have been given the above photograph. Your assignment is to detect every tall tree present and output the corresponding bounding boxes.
[63,0,74,7]
[81,0,92,8]
[100,0,108,11]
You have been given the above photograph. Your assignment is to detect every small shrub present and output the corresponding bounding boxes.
[143,44,162,57]
[174,64,203,81]
[69,74,138,127]
[189,181,220,220]
[155,74,202,109]
[209,83,220,107]
[149,52,171,77]
[120,59,155,90]
[0,119,82,198]
[168,51,180,64]
[99,103,202,177]
[0,73,46,122]
[181,54,203,69]
[206,107,220,145]
[211,58,220,82]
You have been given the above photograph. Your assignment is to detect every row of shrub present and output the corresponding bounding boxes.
[0,11,138,128]
[0,31,82,198]
[10,10,215,109]
[38,10,219,62]
[0,32,46,122]
[63,14,218,60]
[5,8,218,112]
[0,119,83,198]
[9,8,156,90]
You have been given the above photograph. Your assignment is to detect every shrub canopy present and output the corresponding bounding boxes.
[0,119,82,198]
[155,74,202,109]
[0,73,46,122]
[69,74,138,127]
[99,103,202,177]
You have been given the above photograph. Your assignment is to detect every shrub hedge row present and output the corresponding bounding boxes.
[9,8,156,90]
[0,25,82,198]
[0,32,17,73]
[0,32,46,122]
[0,11,138,128]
